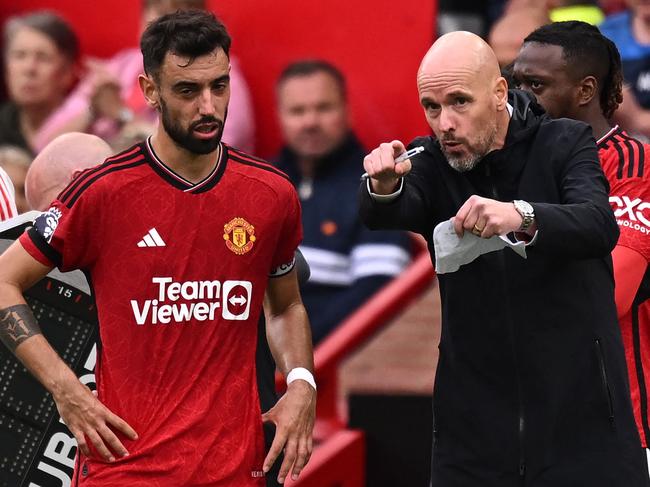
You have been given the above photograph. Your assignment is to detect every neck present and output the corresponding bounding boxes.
[587,117,612,143]
[150,130,220,183]
[633,13,650,44]
[489,109,511,152]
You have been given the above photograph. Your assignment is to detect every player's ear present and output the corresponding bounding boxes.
[577,76,598,108]
[139,73,160,111]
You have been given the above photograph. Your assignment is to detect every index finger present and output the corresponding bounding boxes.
[390,140,406,159]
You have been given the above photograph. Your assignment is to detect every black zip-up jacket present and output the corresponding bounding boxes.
[359,91,649,486]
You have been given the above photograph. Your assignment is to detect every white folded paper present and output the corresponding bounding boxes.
[433,219,527,274]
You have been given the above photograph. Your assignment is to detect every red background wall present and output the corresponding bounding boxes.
[0,1,434,158]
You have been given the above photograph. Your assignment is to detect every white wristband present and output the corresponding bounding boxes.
[286,367,317,391]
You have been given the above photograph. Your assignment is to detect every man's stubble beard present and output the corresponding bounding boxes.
[441,122,498,173]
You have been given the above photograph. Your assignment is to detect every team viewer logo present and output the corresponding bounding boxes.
[130,277,253,324]
[223,217,256,255]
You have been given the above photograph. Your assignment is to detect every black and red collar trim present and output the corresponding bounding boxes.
[597,125,620,149]
[144,137,228,193]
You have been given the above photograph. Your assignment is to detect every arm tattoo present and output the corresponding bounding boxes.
[0,304,42,353]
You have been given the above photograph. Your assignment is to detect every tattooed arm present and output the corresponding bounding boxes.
[0,241,137,461]
[0,305,42,353]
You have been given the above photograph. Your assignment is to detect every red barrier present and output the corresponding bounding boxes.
[285,429,366,487]
[276,237,435,437]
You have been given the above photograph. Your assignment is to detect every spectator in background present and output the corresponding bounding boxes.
[0,11,79,155]
[274,60,410,345]
[513,21,650,470]
[600,0,650,138]
[35,0,255,153]
[0,146,31,214]
[24,132,112,211]
[0,167,17,222]
[489,6,550,67]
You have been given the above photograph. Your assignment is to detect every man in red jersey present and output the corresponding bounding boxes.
[0,10,315,487]
[513,20,650,473]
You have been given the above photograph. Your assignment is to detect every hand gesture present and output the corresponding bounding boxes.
[262,380,316,483]
[453,195,524,238]
[363,140,412,195]
[53,382,138,462]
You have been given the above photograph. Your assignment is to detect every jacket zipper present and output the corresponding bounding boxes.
[595,338,615,426]
[485,164,526,481]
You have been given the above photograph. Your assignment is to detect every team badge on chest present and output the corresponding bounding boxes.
[223,217,256,255]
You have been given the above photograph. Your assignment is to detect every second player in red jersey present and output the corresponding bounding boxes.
[514,20,650,470]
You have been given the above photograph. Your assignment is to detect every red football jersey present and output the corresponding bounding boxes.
[598,126,650,447]
[20,140,302,485]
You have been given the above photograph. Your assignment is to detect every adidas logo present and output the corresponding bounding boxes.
[137,228,166,248]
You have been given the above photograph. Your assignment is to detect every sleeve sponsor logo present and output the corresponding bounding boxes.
[130,277,252,325]
[269,258,295,277]
[609,196,650,234]
[34,207,63,243]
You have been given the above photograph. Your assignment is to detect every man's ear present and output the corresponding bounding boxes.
[494,76,508,110]
[138,73,160,110]
[577,76,598,108]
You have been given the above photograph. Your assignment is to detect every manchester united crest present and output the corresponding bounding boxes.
[223,217,256,255]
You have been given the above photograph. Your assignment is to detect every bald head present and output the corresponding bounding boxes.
[419,31,502,86]
[417,32,509,172]
[26,133,112,211]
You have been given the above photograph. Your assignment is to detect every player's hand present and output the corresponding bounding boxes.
[452,195,524,238]
[363,140,412,195]
[262,380,316,483]
[52,381,138,462]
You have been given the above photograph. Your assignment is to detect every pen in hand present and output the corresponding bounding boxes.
[394,146,424,163]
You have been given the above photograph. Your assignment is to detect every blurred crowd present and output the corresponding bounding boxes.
[1,0,649,342]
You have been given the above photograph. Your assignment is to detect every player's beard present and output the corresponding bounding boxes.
[160,98,226,155]
[441,122,497,173]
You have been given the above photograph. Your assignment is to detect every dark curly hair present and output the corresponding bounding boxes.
[140,9,231,81]
[524,20,623,119]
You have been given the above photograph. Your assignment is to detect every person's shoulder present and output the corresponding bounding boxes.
[56,143,149,208]
[226,145,294,191]
[603,128,650,182]
[539,116,592,141]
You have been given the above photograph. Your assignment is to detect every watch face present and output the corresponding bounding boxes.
[515,200,533,215]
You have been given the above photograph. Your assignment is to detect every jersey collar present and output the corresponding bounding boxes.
[144,136,228,193]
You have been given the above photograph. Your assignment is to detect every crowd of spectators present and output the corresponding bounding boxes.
[1,0,647,344]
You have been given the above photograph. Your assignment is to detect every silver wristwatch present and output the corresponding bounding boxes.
[513,200,535,232]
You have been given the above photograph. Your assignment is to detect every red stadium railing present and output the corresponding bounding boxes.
[278,237,436,486]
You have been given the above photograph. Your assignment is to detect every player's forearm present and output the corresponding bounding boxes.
[266,303,314,377]
[0,292,82,400]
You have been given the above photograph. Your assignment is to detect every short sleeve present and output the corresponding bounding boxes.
[609,177,650,261]
[18,181,103,272]
[269,185,303,277]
